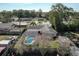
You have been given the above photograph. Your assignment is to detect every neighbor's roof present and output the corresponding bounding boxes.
[12,21,28,25]
[0,23,12,29]
[19,17,45,21]
[19,18,32,21]
[0,40,11,45]
[27,25,44,29]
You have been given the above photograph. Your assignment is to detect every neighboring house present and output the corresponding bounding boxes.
[32,18,51,26]
[12,17,49,26]
[38,21,52,27]
[0,23,13,32]
[12,21,29,26]
[0,47,6,55]
[0,23,24,34]
[19,17,45,21]
[19,18,33,21]
[12,18,33,26]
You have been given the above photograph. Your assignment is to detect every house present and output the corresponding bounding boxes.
[36,18,46,21]
[11,21,30,27]
[0,23,13,32]
[0,23,24,35]
[19,18,33,21]
[32,18,51,26]
[24,25,57,38]
[19,18,46,21]
[11,18,33,26]
[12,17,49,27]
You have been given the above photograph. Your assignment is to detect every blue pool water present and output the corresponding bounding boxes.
[26,36,33,43]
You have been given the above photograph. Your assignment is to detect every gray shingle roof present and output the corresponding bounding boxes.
[27,25,44,29]
[0,23,12,29]
[24,25,57,37]
[19,18,32,21]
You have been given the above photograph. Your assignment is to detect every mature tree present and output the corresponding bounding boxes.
[24,10,30,17]
[12,10,18,17]
[49,3,74,32]
[37,9,42,17]
[31,10,36,18]
[0,10,13,23]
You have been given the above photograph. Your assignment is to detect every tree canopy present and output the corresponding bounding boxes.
[0,9,46,23]
[48,3,79,32]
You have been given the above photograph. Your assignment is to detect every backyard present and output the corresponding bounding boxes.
[13,32,73,56]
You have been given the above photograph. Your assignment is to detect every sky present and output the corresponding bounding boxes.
[0,3,79,12]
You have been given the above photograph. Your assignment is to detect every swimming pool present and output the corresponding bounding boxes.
[25,36,33,43]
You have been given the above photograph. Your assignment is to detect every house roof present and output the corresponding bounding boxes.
[0,23,12,29]
[12,21,28,25]
[19,18,32,21]
[0,40,11,45]
[24,25,57,37]
[27,25,44,29]
[18,17,45,21]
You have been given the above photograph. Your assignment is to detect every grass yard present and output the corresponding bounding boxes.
[49,40,60,48]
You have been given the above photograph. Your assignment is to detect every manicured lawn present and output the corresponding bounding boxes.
[49,40,60,48]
